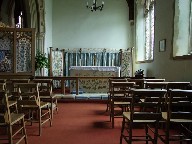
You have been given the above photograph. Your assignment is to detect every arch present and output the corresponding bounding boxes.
[29,0,45,53]
[6,0,45,53]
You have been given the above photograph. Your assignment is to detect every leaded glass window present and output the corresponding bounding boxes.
[173,0,192,57]
[145,0,154,60]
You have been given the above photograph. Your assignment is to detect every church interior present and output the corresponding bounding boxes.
[0,0,192,144]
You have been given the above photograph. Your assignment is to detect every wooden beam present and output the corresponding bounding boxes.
[126,0,134,21]
[0,0,3,20]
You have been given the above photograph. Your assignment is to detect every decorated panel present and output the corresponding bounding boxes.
[0,28,35,75]
[16,31,32,72]
[0,31,14,72]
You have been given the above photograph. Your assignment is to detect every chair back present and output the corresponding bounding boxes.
[166,89,192,120]
[144,79,165,82]
[0,79,6,83]
[130,89,167,120]
[111,82,135,102]
[145,82,168,89]
[111,81,135,94]
[6,79,30,95]
[32,79,53,96]
[0,83,6,91]
[108,78,127,92]
[0,91,11,124]
[15,83,40,106]
[128,79,144,88]
[166,82,190,90]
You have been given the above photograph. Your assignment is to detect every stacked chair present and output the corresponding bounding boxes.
[0,82,28,144]
[120,89,167,144]
[15,83,52,136]
[32,79,58,119]
[0,78,55,142]
[119,80,192,144]
[158,89,192,143]
[106,78,128,112]
[109,79,135,128]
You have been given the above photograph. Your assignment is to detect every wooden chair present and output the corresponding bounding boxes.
[158,89,192,144]
[120,89,167,144]
[6,79,30,99]
[110,81,135,128]
[0,82,18,113]
[0,91,28,144]
[128,79,145,88]
[144,79,165,82]
[106,78,128,112]
[0,82,6,91]
[15,83,52,136]
[145,82,168,89]
[0,79,6,83]
[166,82,191,90]
[32,79,58,119]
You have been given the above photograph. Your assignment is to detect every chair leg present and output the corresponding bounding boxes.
[8,125,13,144]
[22,118,28,144]
[48,107,52,126]
[120,117,125,144]
[128,121,132,144]
[39,109,42,136]
[111,105,114,128]
[165,121,170,144]
[145,124,149,144]
[51,101,53,119]
[55,99,59,113]
[106,95,110,112]
[153,123,159,144]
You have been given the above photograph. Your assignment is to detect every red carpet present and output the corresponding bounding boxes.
[1,103,181,144]
[26,103,122,144]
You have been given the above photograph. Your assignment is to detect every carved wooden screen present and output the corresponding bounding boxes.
[0,28,35,76]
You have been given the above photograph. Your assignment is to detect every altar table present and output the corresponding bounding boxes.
[69,66,121,93]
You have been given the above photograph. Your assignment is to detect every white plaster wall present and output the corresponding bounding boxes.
[44,0,53,54]
[52,0,132,49]
[134,0,192,82]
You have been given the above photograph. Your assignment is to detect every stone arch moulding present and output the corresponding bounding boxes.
[29,0,46,54]
[6,0,45,54]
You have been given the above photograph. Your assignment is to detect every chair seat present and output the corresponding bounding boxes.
[21,101,49,109]
[8,101,17,107]
[123,112,159,123]
[10,113,25,125]
[0,91,28,144]
[114,102,130,105]
[40,101,50,108]
[46,102,57,109]
[162,112,192,122]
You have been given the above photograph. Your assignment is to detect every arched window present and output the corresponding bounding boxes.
[15,11,23,28]
[135,0,155,62]
[14,0,27,28]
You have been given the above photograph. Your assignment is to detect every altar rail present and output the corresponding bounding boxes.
[35,76,120,95]
[34,76,156,95]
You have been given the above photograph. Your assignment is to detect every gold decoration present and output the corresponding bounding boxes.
[0,21,9,27]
